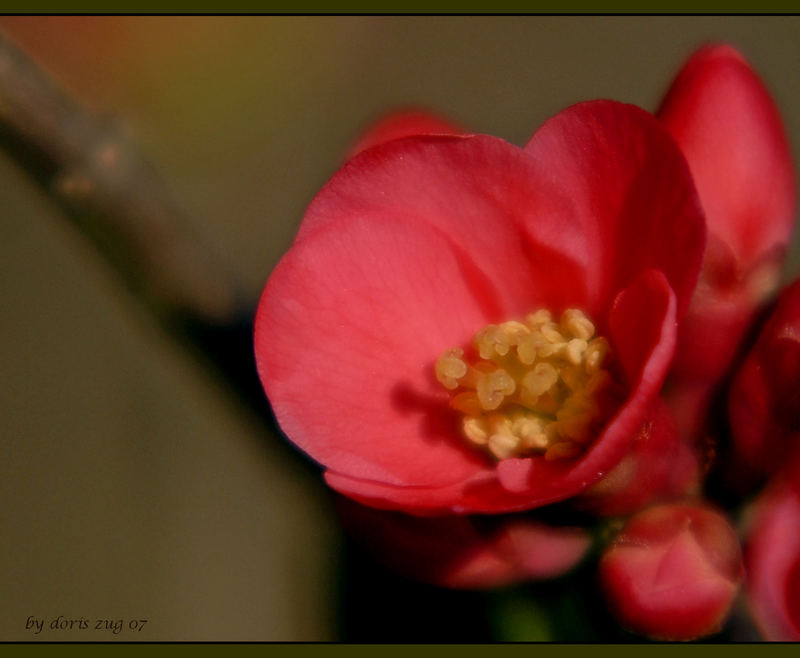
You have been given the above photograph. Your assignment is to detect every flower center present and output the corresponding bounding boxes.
[435,308,612,461]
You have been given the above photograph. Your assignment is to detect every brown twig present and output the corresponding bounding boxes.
[0,30,279,422]
[0,30,247,324]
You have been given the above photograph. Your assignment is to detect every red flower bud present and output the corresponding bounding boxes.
[659,45,796,387]
[599,503,743,640]
[745,460,800,640]
[729,278,800,478]
[336,497,590,589]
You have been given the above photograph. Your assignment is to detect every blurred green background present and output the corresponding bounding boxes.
[0,16,798,641]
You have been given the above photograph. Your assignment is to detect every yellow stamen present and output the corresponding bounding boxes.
[434,347,467,390]
[584,337,609,375]
[435,308,612,461]
[522,362,558,398]
[462,417,489,445]
[476,368,516,410]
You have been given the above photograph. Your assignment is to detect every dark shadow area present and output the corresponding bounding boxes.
[336,534,494,642]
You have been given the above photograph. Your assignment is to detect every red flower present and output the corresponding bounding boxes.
[745,459,800,641]
[658,45,796,386]
[599,502,744,641]
[336,497,590,589]
[728,278,800,479]
[255,100,705,515]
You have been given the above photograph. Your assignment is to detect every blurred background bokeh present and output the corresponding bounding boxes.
[0,16,798,641]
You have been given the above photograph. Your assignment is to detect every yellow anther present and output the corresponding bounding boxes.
[526,309,552,328]
[511,411,540,434]
[516,332,547,365]
[537,340,565,359]
[462,417,489,445]
[502,320,531,340]
[520,431,551,452]
[584,337,609,375]
[512,414,551,451]
[565,338,588,365]
[522,362,559,398]
[435,306,612,462]
[541,324,566,344]
[475,325,504,359]
[561,309,595,340]
[488,431,520,460]
[476,369,516,411]
[475,321,530,359]
[435,347,468,389]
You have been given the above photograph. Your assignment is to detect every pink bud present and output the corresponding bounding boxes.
[745,460,800,640]
[729,278,800,479]
[599,503,743,640]
[659,44,796,386]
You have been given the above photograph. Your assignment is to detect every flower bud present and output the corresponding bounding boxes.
[659,45,796,385]
[729,278,800,480]
[744,460,800,640]
[599,502,743,640]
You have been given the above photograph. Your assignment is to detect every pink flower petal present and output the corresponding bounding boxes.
[578,397,700,517]
[295,134,590,317]
[257,215,497,490]
[525,100,706,318]
[495,521,591,581]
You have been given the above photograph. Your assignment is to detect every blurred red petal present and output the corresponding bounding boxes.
[745,463,800,640]
[336,497,590,589]
[729,278,800,478]
[496,520,590,581]
[578,397,699,516]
